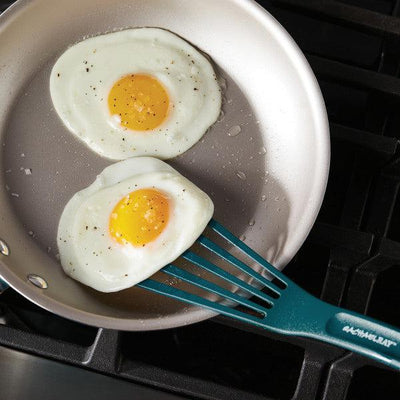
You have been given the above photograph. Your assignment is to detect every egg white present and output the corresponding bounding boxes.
[50,28,222,160]
[57,157,214,292]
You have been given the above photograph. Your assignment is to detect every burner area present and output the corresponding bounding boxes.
[1,1,400,399]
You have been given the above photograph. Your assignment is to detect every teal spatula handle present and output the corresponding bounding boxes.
[327,311,400,362]
[304,300,400,369]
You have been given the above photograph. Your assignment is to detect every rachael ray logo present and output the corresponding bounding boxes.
[342,325,397,348]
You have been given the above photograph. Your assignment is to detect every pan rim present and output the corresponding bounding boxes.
[0,0,330,331]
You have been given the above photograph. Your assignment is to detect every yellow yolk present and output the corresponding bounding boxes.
[109,188,170,247]
[108,74,170,131]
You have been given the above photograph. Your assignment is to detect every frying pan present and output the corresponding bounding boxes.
[0,0,330,330]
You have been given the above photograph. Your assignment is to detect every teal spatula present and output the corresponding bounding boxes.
[138,219,400,370]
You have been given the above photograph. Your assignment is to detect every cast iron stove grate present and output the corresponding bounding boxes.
[1,1,400,399]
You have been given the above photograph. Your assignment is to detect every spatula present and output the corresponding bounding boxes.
[138,219,400,370]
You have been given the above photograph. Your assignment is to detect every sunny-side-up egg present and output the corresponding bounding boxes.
[50,28,222,160]
[57,157,214,292]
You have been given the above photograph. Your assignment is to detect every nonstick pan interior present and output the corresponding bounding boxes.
[0,0,329,330]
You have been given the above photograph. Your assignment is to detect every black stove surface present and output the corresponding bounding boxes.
[1,1,400,399]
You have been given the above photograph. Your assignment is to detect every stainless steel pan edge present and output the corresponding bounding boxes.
[0,0,329,330]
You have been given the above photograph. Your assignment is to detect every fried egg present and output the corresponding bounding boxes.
[50,28,222,160]
[57,157,214,292]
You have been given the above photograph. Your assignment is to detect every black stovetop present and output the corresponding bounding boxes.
[1,1,400,399]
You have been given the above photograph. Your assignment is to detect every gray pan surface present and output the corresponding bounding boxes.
[0,0,329,330]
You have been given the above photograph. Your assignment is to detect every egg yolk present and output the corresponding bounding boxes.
[108,74,170,131]
[109,188,170,247]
